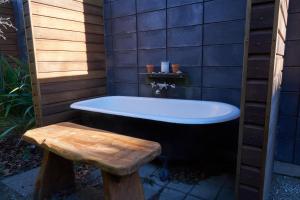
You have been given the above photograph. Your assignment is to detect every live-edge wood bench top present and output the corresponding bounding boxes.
[23,122,161,176]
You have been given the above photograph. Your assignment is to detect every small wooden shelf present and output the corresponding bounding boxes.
[140,72,185,79]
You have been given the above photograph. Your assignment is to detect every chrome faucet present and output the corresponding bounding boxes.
[151,82,176,95]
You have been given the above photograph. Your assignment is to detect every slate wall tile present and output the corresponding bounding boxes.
[203,44,244,67]
[282,67,300,92]
[111,0,136,18]
[138,49,167,67]
[168,25,203,47]
[113,50,137,67]
[202,67,242,88]
[286,13,300,40]
[277,116,297,140]
[167,0,203,8]
[138,30,166,49]
[113,33,137,50]
[276,138,294,163]
[112,16,136,35]
[114,67,138,83]
[167,3,203,28]
[279,92,299,116]
[168,47,202,66]
[114,83,138,96]
[138,10,166,31]
[204,20,245,45]
[204,0,247,23]
[202,88,241,106]
[285,41,300,67]
[137,0,166,13]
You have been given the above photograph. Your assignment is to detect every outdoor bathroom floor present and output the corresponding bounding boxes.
[0,163,235,200]
[1,163,299,200]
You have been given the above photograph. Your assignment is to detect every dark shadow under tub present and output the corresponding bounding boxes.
[76,111,239,167]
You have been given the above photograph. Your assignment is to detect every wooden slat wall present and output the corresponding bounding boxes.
[236,0,289,199]
[23,0,106,126]
[0,1,18,57]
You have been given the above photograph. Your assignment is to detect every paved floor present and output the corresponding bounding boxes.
[0,163,234,200]
[2,163,300,200]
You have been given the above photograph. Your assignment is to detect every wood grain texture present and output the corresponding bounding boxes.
[102,171,145,200]
[236,0,290,199]
[23,122,161,176]
[34,150,75,200]
[23,0,106,125]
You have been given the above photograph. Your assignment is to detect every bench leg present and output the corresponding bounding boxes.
[34,150,75,200]
[102,171,145,200]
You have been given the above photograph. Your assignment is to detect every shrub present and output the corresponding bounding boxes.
[0,55,35,140]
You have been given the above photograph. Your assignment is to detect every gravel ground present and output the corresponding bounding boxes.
[270,174,300,200]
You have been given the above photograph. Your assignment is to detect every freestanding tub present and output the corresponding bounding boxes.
[71,96,240,161]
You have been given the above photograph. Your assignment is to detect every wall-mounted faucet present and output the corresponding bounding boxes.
[151,82,176,95]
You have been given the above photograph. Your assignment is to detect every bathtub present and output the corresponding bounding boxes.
[71,96,240,125]
[71,96,240,161]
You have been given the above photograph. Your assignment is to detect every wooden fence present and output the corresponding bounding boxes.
[236,0,289,199]
[23,0,106,126]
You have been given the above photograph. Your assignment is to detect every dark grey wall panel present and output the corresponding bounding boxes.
[289,0,300,13]
[168,47,202,66]
[203,44,244,67]
[203,88,241,106]
[138,49,167,67]
[138,30,166,49]
[113,33,137,50]
[167,86,202,99]
[111,0,135,18]
[204,20,245,45]
[167,0,203,8]
[181,67,202,86]
[104,0,246,102]
[167,3,203,28]
[286,13,300,40]
[202,67,242,89]
[114,68,138,83]
[285,41,300,66]
[279,92,299,116]
[113,50,137,67]
[168,25,203,47]
[138,10,166,31]
[137,0,166,13]
[112,16,136,34]
[282,67,300,92]
[204,0,246,23]
[114,83,138,96]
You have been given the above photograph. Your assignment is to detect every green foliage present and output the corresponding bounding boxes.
[0,55,35,140]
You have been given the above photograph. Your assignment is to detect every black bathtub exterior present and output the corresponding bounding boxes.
[77,111,239,164]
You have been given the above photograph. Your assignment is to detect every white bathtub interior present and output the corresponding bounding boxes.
[71,96,240,125]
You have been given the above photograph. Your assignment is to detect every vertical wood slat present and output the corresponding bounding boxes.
[236,0,290,199]
[23,0,106,126]
[23,0,43,126]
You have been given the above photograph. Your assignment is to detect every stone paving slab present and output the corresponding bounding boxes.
[0,163,237,200]
[190,180,222,200]
[159,187,186,200]
[167,181,194,193]
[1,167,39,197]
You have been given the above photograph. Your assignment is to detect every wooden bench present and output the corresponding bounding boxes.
[22,122,161,200]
